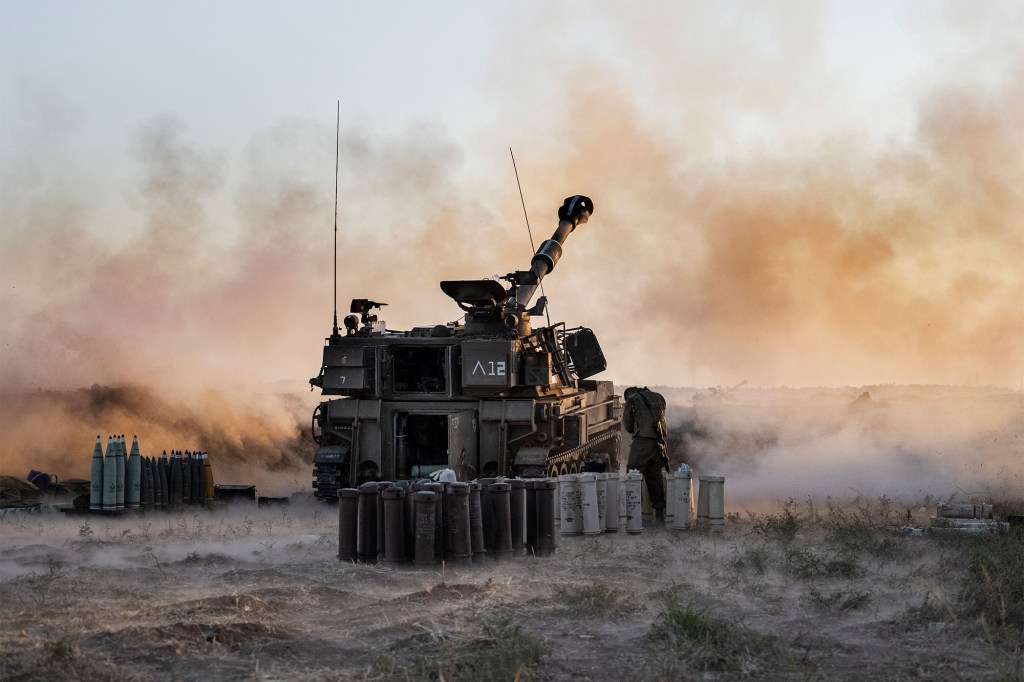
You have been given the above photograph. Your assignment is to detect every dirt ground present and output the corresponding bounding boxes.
[1,498,1020,681]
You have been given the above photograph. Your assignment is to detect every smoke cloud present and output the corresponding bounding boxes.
[489,4,1024,389]
[661,385,1023,505]
[1,4,1021,500]
[0,385,313,495]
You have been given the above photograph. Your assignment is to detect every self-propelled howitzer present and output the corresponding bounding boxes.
[308,195,622,501]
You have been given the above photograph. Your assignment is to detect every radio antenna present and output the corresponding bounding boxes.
[332,101,341,338]
[509,148,551,327]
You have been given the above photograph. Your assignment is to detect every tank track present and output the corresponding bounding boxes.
[312,463,343,502]
[545,430,620,476]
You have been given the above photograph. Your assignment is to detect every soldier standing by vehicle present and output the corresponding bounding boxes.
[623,386,669,524]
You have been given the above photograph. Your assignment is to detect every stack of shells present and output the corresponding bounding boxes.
[89,436,215,511]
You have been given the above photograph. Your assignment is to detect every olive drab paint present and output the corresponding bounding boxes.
[382,487,406,564]
[413,491,436,566]
[337,488,359,562]
[308,196,621,501]
[89,436,103,510]
[604,474,620,532]
[126,435,141,509]
[114,435,125,510]
[202,452,215,502]
[489,482,513,557]
[102,436,116,510]
[169,451,183,507]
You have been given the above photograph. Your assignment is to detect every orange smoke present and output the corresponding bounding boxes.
[1,5,1021,484]
[0,385,313,495]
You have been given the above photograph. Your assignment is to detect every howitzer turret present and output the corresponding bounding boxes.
[509,194,593,319]
[308,195,620,501]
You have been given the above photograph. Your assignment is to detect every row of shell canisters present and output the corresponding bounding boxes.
[337,477,558,565]
[556,466,726,535]
[89,436,215,512]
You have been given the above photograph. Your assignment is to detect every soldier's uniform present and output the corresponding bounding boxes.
[623,387,668,521]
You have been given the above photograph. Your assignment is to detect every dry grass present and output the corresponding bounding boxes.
[1,500,1022,681]
[645,588,788,678]
[366,619,550,681]
[552,582,625,618]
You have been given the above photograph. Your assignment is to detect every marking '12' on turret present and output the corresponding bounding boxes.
[472,360,506,377]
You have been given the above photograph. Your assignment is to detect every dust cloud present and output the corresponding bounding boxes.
[0,385,313,496]
[488,4,1024,389]
[1,5,1021,499]
[659,386,1023,506]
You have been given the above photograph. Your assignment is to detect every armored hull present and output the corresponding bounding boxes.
[309,195,621,501]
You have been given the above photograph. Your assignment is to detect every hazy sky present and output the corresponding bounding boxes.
[1,1,1022,392]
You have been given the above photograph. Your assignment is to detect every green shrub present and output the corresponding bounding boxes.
[960,532,1024,631]
[748,498,801,542]
[647,597,782,674]
[553,582,624,617]
[653,602,728,643]
[370,619,549,681]
[731,546,770,574]
[821,496,904,558]
[447,621,549,681]
[805,587,872,612]
[784,547,863,579]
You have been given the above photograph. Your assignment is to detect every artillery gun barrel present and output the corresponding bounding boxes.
[514,195,593,308]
